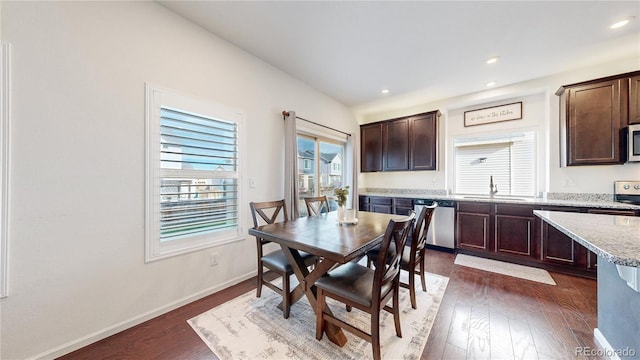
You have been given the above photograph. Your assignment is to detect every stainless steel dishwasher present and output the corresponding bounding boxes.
[414,199,455,250]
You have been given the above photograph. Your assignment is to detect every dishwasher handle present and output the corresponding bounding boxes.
[414,199,455,207]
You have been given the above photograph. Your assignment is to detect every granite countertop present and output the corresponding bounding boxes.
[533,210,640,267]
[359,190,640,210]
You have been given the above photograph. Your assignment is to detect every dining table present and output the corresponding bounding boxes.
[248,210,406,347]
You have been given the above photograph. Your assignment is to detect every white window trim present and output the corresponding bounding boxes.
[145,84,245,262]
[0,43,10,297]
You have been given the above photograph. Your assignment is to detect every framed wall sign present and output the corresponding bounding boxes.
[464,102,522,127]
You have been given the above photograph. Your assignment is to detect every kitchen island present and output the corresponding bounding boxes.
[534,210,640,359]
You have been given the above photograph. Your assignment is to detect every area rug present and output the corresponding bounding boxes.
[188,271,449,360]
[454,253,556,285]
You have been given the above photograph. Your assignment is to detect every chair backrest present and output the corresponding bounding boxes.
[373,211,416,301]
[304,196,329,216]
[411,202,437,254]
[250,199,288,227]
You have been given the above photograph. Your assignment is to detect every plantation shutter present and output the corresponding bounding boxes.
[456,142,511,195]
[455,132,535,197]
[159,107,239,240]
[511,133,535,196]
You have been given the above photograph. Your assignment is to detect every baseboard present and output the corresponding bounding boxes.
[594,328,622,360]
[28,271,256,360]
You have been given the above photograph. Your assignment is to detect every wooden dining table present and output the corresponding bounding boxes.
[248,210,406,347]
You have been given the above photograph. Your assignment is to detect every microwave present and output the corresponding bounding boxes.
[627,124,640,162]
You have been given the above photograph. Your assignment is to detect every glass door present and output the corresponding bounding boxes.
[297,134,345,216]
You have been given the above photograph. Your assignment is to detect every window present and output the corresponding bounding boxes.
[297,134,346,216]
[146,85,243,261]
[303,159,313,170]
[454,131,536,197]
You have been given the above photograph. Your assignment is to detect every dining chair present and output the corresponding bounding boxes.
[314,212,415,360]
[249,200,317,319]
[366,202,437,309]
[304,196,330,216]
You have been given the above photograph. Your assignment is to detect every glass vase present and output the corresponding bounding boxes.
[337,204,346,221]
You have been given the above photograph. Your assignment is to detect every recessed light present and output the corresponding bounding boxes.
[381,89,389,94]
[486,81,496,87]
[486,56,499,64]
[611,16,634,29]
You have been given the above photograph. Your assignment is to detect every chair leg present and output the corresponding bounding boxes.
[393,288,402,338]
[409,269,417,309]
[315,288,326,340]
[366,256,372,268]
[420,253,427,292]
[371,310,381,360]
[256,262,263,298]
[346,305,352,312]
[282,273,290,319]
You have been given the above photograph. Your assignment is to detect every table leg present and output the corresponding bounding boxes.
[280,245,348,347]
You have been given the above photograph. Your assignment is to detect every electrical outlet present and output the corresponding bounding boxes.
[210,253,218,266]
[249,178,256,188]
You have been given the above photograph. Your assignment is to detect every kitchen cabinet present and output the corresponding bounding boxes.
[455,202,638,278]
[360,110,439,172]
[383,119,409,171]
[393,197,414,215]
[370,197,393,214]
[359,196,370,212]
[408,112,438,170]
[456,202,491,251]
[556,71,640,166]
[540,206,584,267]
[360,123,383,172]
[494,204,538,259]
[539,207,637,275]
[630,74,640,125]
[358,196,392,213]
[358,195,413,215]
[456,202,538,261]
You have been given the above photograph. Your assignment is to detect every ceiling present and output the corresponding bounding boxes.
[158,1,640,108]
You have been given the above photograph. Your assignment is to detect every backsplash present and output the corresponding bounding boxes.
[362,188,614,202]
[546,192,613,202]
[361,188,447,196]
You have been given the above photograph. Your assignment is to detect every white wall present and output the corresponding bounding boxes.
[0,2,357,359]
[355,56,640,196]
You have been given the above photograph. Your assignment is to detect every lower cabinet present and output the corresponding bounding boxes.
[365,196,634,278]
[370,196,393,214]
[358,195,413,215]
[540,206,583,266]
[393,198,414,215]
[455,201,621,278]
[456,202,491,251]
[495,204,538,259]
[457,202,538,261]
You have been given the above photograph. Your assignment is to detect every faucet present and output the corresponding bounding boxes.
[489,176,498,198]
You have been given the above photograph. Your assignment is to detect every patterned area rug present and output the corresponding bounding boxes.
[454,254,557,285]
[188,271,449,360]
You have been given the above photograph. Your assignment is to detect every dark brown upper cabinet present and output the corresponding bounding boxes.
[360,123,383,172]
[556,71,639,166]
[382,118,410,171]
[629,74,640,125]
[409,112,438,170]
[360,110,439,172]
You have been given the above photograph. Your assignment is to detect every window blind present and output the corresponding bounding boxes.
[159,108,239,240]
[455,132,535,197]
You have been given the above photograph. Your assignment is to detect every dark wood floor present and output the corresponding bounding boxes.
[58,249,603,360]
